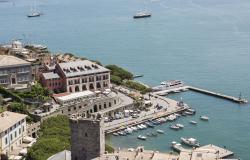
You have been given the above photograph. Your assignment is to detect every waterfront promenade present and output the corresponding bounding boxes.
[104,94,188,133]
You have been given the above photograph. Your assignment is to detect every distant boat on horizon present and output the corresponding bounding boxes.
[27,0,41,18]
[133,11,151,19]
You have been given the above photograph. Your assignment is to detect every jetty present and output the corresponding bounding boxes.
[153,83,248,104]
[187,86,248,104]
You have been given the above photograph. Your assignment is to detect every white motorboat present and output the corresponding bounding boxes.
[156,129,165,134]
[169,124,180,130]
[141,124,147,129]
[189,120,197,125]
[112,132,119,136]
[171,141,182,151]
[176,123,184,128]
[137,135,147,140]
[180,137,200,147]
[200,115,209,121]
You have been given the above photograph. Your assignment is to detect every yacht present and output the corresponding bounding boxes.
[180,137,200,147]
[200,115,209,121]
[133,11,151,19]
[152,80,184,91]
[27,0,41,18]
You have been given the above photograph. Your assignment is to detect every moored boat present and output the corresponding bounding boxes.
[189,120,197,125]
[137,135,147,140]
[169,124,180,130]
[112,132,119,136]
[180,137,200,147]
[156,129,165,134]
[176,123,184,128]
[200,115,209,121]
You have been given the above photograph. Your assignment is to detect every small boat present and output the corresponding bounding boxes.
[156,129,164,134]
[145,122,154,128]
[137,125,144,130]
[112,132,119,136]
[118,131,126,136]
[131,126,138,131]
[187,108,196,114]
[169,124,180,130]
[175,123,184,128]
[133,11,151,19]
[180,137,200,147]
[189,120,197,125]
[151,120,160,125]
[137,135,147,140]
[185,111,195,115]
[171,141,182,151]
[141,124,147,129]
[200,115,209,121]
[190,120,197,124]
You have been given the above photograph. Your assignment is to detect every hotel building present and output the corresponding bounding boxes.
[41,60,110,93]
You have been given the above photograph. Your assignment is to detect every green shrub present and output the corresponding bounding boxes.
[106,65,133,80]
[124,80,151,94]
[110,75,122,85]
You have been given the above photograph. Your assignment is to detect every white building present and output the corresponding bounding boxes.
[0,111,27,156]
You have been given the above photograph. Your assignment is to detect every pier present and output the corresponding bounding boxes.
[187,86,248,104]
[153,84,248,104]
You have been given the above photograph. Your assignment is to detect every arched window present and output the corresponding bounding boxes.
[104,103,107,109]
[89,83,94,90]
[75,85,80,92]
[96,82,101,89]
[99,105,102,110]
[82,85,87,91]
[109,102,111,107]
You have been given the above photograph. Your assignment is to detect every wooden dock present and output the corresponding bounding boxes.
[187,86,248,104]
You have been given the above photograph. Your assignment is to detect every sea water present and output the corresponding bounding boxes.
[0,0,250,159]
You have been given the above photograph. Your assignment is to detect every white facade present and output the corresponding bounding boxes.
[0,111,27,156]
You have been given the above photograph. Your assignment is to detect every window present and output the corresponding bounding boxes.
[85,132,88,137]
[19,128,21,134]
[114,100,117,104]
[22,126,25,132]
[68,109,71,112]
[5,137,8,145]
[109,102,111,107]
[10,134,13,141]
[79,106,82,109]
[74,107,76,110]
[15,131,17,138]
[104,103,107,109]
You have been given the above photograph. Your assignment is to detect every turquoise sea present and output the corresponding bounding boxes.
[0,0,250,159]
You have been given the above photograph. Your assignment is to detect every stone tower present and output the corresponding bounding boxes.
[70,114,105,160]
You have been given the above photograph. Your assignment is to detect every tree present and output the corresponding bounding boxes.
[106,65,133,80]
[110,75,122,85]
[9,102,25,113]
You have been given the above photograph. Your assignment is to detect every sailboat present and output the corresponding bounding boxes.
[27,0,41,18]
